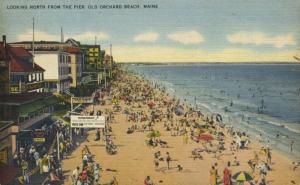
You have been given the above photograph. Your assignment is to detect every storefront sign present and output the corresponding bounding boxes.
[72,97,93,104]
[10,85,20,93]
[71,116,105,128]
[26,82,44,91]
[32,130,45,143]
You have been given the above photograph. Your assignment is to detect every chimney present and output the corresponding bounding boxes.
[2,35,6,47]
[2,35,7,59]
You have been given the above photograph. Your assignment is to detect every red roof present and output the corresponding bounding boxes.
[10,47,32,57]
[64,47,82,54]
[10,57,44,72]
[0,42,44,73]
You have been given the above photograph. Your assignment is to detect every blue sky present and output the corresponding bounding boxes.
[0,0,299,62]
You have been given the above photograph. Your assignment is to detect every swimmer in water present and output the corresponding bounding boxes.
[291,140,294,152]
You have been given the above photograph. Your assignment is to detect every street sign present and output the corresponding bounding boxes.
[71,115,105,128]
[72,97,93,104]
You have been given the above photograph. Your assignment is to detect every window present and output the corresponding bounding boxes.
[28,74,32,82]
[32,73,35,81]
[36,73,40,81]
[68,67,71,74]
[24,75,28,83]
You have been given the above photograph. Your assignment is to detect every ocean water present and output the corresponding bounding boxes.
[125,63,300,160]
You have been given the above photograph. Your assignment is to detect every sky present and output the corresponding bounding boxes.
[0,0,299,62]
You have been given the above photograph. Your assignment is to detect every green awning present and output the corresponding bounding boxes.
[44,96,59,105]
[19,100,46,117]
[19,96,58,117]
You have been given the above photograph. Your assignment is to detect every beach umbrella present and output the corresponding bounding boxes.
[136,96,144,101]
[241,136,248,142]
[232,171,253,182]
[112,98,119,104]
[198,133,214,141]
[148,101,156,109]
[259,148,268,155]
[147,131,161,138]
[175,106,184,116]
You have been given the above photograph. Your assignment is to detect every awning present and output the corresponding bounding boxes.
[19,99,46,117]
[19,96,58,117]
[44,96,59,106]
[0,166,20,185]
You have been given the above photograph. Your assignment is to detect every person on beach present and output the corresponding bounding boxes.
[223,162,232,185]
[72,166,80,185]
[166,152,171,170]
[94,164,101,184]
[232,156,240,166]
[95,128,100,141]
[144,176,154,185]
[267,148,272,165]
[210,165,217,185]
[259,178,266,185]
[154,156,159,170]
[291,140,294,152]
[183,132,189,144]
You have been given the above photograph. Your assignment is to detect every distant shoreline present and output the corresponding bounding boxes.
[121,62,300,65]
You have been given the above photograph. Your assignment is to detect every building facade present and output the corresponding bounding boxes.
[81,45,102,71]
[0,92,56,167]
[9,47,45,93]
[34,50,71,93]
[64,47,83,87]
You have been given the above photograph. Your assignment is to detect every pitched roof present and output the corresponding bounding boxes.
[10,57,45,72]
[0,43,45,73]
[10,47,32,57]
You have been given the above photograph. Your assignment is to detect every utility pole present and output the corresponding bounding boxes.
[95,36,97,46]
[32,17,35,68]
[70,97,73,141]
[61,26,64,43]
[110,44,112,77]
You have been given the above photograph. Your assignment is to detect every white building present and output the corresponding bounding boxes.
[33,50,71,93]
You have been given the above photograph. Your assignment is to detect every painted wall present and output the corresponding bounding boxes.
[34,53,58,80]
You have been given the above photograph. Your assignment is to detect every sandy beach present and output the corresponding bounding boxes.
[62,70,300,185]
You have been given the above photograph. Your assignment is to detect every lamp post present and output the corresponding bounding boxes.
[57,131,60,160]
[70,97,73,142]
